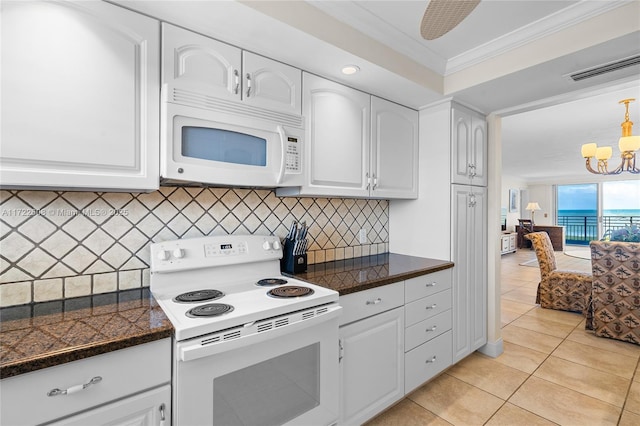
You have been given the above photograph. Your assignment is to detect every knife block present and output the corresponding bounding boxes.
[281,238,307,274]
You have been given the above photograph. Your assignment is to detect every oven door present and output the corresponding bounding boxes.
[162,102,303,187]
[174,305,341,426]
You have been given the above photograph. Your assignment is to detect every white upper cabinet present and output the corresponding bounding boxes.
[0,0,160,191]
[451,104,487,186]
[277,74,418,199]
[162,22,241,103]
[242,51,302,115]
[162,23,301,117]
[279,73,370,198]
[371,97,419,199]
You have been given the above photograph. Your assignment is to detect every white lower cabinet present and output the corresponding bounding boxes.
[0,339,171,426]
[404,331,453,394]
[338,284,404,425]
[404,270,453,394]
[500,232,517,255]
[48,385,170,426]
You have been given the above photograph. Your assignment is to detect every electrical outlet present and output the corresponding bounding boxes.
[359,228,367,244]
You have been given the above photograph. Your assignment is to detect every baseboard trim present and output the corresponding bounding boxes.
[478,338,504,358]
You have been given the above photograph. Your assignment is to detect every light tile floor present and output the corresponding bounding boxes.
[366,248,640,426]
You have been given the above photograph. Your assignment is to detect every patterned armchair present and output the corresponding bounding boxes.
[525,232,593,326]
[590,241,640,344]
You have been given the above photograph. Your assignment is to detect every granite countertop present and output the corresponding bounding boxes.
[0,288,173,379]
[292,253,454,295]
[1,253,450,379]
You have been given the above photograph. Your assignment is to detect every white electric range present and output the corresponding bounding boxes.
[149,234,341,426]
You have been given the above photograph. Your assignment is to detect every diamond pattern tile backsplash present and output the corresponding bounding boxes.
[0,187,388,307]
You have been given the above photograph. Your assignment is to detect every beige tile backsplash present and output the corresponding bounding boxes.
[0,187,389,307]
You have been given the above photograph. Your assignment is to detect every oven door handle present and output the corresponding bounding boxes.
[179,304,342,362]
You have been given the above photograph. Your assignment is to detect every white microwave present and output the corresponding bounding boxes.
[161,101,304,187]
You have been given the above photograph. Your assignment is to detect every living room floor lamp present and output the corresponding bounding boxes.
[526,202,541,224]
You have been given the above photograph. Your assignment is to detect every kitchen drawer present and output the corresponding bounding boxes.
[405,309,452,352]
[0,339,171,426]
[405,288,452,327]
[404,269,452,303]
[339,281,404,326]
[404,330,452,394]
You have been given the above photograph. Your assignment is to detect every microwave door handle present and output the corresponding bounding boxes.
[276,125,287,184]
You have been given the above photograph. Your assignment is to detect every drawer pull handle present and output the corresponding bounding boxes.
[425,282,437,287]
[366,298,382,305]
[425,356,437,364]
[426,325,437,332]
[425,303,437,309]
[47,376,102,397]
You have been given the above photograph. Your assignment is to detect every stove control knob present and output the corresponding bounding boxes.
[272,240,281,250]
[173,248,185,259]
[157,250,170,261]
[262,241,272,251]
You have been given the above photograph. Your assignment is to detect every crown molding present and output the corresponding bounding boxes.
[445,0,632,75]
[306,0,448,74]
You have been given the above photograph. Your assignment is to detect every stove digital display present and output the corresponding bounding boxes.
[220,244,232,250]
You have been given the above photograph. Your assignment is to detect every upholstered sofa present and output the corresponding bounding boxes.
[589,240,640,344]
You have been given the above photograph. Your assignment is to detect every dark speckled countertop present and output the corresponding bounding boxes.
[0,288,173,379]
[291,253,454,295]
[1,253,450,379]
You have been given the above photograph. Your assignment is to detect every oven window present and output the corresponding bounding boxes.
[182,126,267,166]
[212,343,320,426]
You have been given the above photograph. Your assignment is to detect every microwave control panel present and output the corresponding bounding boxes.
[285,137,301,173]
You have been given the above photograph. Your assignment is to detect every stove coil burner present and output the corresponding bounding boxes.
[186,303,234,318]
[267,286,315,298]
[173,289,224,303]
[256,278,288,287]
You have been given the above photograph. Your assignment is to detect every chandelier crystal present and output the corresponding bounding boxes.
[581,98,640,175]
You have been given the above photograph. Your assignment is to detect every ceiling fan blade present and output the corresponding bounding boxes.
[420,0,481,40]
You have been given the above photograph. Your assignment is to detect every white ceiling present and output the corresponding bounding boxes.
[114,0,640,184]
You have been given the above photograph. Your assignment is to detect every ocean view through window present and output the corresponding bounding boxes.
[557,180,640,245]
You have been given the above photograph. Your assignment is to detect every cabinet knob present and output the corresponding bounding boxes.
[426,325,437,332]
[425,282,437,287]
[425,303,437,310]
[425,356,437,364]
[366,298,382,305]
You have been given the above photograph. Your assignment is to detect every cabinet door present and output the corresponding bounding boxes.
[48,385,171,426]
[451,185,487,362]
[162,23,241,103]
[451,106,472,185]
[470,116,487,186]
[302,73,370,198]
[501,235,509,254]
[451,105,487,186]
[371,97,418,199]
[242,51,301,115]
[339,307,404,425]
[0,0,159,191]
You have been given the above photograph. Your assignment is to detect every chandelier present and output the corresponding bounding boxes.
[581,98,640,174]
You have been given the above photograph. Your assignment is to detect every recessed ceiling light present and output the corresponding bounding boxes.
[341,65,360,75]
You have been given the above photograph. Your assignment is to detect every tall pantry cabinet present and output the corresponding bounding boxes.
[450,103,488,362]
[389,100,487,365]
